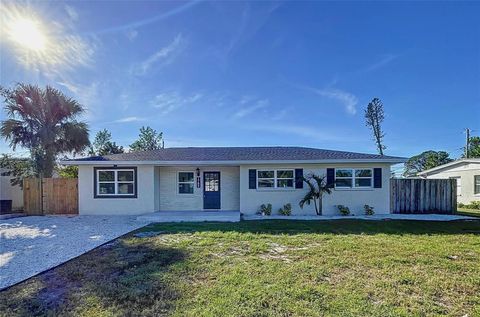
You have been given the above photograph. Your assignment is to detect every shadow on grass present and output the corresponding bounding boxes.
[138,219,480,236]
[0,239,186,316]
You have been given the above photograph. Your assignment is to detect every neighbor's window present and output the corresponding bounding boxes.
[96,168,135,197]
[257,170,294,189]
[335,168,372,189]
[178,172,194,194]
[475,175,480,195]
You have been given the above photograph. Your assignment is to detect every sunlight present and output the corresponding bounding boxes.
[7,17,47,51]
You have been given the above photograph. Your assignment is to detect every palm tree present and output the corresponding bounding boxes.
[0,84,90,177]
[299,173,333,215]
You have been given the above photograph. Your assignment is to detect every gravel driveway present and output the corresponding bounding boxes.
[0,215,148,290]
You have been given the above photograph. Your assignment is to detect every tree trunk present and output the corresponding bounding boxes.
[318,194,323,216]
[42,149,55,178]
[313,197,319,215]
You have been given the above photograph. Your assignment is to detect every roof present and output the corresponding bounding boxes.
[62,146,406,165]
[417,158,480,176]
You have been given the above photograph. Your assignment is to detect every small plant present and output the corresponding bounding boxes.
[457,203,465,209]
[468,201,480,210]
[278,203,292,216]
[337,205,350,216]
[364,204,375,216]
[259,203,272,216]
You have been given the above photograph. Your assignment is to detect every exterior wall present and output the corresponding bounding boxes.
[0,169,23,211]
[239,163,392,216]
[423,162,480,204]
[78,165,156,215]
[158,166,240,211]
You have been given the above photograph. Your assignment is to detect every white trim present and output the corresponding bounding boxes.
[417,158,480,176]
[177,171,195,195]
[257,169,295,190]
[96,169,135,196]
[334,168,373,190]
[61,158,406,166]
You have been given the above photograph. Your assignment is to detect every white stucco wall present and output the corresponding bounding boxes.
[422,162,480,204]
[0,170,23,211]
[239,163,392,216]
[78,165,156,215]
[158,166,240,211]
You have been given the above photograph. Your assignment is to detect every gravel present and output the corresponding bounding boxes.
[0,215,149,290]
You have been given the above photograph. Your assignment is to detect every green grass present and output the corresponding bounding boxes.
[2,220,480,316]
[457,207,480,218]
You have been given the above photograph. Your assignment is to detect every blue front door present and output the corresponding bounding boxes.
[203,171,221,209]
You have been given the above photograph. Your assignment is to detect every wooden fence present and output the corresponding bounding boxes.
[390,178,457,214]
[23,178,78,215]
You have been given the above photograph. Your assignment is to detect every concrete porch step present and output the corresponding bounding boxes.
[136,210,240,223]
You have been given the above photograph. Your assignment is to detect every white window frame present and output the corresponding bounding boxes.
[177,171,195,194]
[96,169,135,197]
[257,169,295,190]
[474,175,480,196]
[335,168,373,189]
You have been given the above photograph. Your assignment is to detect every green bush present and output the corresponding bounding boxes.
[466,201,480,210]
[457,203,465,208]
[278,203,292,216]
[337,205,350,216]
[364,204,375,216]
[259,203,272,216]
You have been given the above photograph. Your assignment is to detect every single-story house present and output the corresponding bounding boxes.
[0,168,23,213]
[418,158,480,205]
[62,147,406,216]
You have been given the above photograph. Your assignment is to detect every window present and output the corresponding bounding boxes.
[257,169,294,189]
[475,175,480,195]
[95,168,136,198]
[335,168,372,189]
[178,172,194,194]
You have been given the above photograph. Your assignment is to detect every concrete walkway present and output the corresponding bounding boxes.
[0,215,148,290]
[137,210,240,223]
[243,213,478,221]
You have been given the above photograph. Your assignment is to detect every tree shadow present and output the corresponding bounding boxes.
[139,219,480,236]
[0,238,186,316]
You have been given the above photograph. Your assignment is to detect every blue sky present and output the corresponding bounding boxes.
[1,0,479,162]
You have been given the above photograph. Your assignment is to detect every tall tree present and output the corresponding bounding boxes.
[0,84,90,177]
[463,136,480,158]
[89,129,124,156]
[403,150,453,177]
[365,98,386,155]
[129,126,164,152]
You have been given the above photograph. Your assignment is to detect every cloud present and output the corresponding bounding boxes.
[304,87,357,115]
[112,116,146,123]
[150,90,203,115]
[132,34,185,75]
[233,98,269,118]
[125,29,138,41]
[64,5,79,21]
[57,81,100,120]
[363,54,398,73]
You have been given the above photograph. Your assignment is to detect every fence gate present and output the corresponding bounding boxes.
[390,178,457,214]
[23,178,78,215]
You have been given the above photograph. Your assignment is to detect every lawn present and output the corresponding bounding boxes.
[457,207,480,218]
[2,220,480,317]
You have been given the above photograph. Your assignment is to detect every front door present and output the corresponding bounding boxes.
[203,171,221,209]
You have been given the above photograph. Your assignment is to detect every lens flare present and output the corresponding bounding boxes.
[7,17,47,51]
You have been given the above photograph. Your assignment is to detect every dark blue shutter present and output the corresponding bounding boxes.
[249,169,256,189]
[326,168,335,188]
[374,168,382,188]
[295,169,303,189]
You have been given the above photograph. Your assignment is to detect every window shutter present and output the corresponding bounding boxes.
[374,168,382,188]
[249,169,257,189]
[295,169,303,189]
[326,168,335,188]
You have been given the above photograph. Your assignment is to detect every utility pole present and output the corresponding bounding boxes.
[465,128,470,158]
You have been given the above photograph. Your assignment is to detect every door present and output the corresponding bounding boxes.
[203,172,221,209]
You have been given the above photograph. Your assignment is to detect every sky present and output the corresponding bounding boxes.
[0,0,479,166]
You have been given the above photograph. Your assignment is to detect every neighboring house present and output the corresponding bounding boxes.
[62,147,406,216]
[0,168,23,212]
[417,158,480,205]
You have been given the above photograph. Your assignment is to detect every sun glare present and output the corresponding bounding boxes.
[7,17,47,51]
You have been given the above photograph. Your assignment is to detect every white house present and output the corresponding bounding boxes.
[418,158,480,205]
[62,147,406,216]
[0,168,23,213]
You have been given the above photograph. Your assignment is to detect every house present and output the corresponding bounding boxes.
[0,168,23,213]
[417,158,480,205]
[61,147,406,216]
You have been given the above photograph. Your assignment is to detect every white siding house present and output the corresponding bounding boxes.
[418,159,480,205]
[63,147,406,216]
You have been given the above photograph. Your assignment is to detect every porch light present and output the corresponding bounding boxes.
[196,168,200,177]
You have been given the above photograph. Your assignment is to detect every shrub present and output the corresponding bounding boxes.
[364,204,375,216]
[457,203,465,208]
[278,203,292,216]
[337,205,350,216]
[467,201,480,210]
[259,203,272,216]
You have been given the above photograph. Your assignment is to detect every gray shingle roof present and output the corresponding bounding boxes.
[69,147,406,163]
